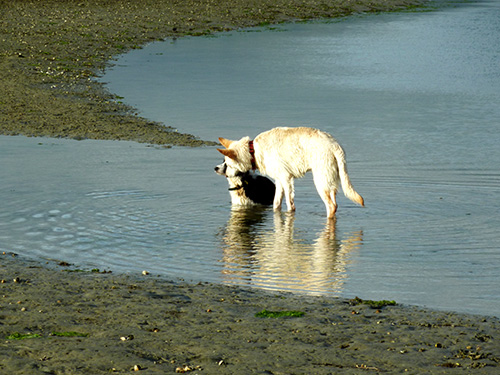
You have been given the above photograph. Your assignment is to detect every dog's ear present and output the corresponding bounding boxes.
[218,137,233,149]
[217,148,237,160]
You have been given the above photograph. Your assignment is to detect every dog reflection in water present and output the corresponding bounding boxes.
[219,210,363,294]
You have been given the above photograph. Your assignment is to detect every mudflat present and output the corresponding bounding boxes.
[1,252,500,374]
[1,0,422,145]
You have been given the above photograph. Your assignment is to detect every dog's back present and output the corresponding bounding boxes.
[255,127,337,176]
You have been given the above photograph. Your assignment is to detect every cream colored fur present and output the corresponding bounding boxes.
[218,127,364,219]
[214,161,256,206]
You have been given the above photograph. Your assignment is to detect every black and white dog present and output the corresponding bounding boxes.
[214,161,275,206]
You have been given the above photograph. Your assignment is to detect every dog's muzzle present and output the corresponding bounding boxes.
[214,161,246,178]
[214,162,227,176]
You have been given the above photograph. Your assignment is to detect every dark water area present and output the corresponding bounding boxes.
[2,0,499,316]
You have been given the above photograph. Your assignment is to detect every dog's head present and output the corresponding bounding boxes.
[216,136,253,177]
[214,160,248,178]
[214,161,228,176]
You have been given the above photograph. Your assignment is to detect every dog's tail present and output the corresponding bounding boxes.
[333,145,365,207]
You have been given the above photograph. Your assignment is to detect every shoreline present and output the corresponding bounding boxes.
[1,0,425,146]
[1,252,500,374]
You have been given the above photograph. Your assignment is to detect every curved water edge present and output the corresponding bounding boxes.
[2,0,500,316]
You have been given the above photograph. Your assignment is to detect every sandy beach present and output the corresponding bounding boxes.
[3,0,500,373]
[2,252,500,374]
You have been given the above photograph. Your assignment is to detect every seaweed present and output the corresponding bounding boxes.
[6,332,42,340]
[255,309,305,318]
[348,297,397,309]
[6,331,89,339]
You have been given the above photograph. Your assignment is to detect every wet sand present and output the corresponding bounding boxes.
[1,252,500,374]
[1,0,423,145]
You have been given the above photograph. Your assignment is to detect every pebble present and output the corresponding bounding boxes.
[175,365,202,373]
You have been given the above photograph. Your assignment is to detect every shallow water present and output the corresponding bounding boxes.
[2,0,500,316]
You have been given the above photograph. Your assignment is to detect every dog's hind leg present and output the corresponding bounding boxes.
[314,174,338,218]
[316,188,336,219]
[330,189,338,217]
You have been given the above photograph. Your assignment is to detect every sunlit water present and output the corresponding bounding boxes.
[2,0,500,316]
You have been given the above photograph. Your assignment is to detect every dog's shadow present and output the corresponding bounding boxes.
[219,208,363,294]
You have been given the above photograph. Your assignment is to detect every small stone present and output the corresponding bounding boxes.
[142,270,149,276]
[176,365,194,373]
[133,364,142,371]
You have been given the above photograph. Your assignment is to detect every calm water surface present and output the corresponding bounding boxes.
[2,0,500,316]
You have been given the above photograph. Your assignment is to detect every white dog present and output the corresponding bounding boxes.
[214,162,275,206]
[217,127,364,218]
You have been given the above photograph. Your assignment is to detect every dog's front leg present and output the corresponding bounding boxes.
[283,178,296,212]
[273,181,285,211]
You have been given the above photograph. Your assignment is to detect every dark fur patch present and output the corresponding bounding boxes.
[241,173,275,206]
